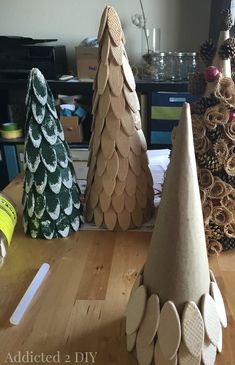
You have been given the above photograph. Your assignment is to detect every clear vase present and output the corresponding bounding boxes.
[141,27,161,80]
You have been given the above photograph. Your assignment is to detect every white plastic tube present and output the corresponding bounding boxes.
[10,263,50,325]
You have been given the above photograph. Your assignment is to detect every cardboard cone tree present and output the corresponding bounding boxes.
[126,104,227,365]
[22,68,83,239]
[189,9,235,253]
[85,6,154,230]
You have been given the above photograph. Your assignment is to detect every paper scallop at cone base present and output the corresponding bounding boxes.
[85,6,154,231]
[126,271,225,365]
[125,104,227,365]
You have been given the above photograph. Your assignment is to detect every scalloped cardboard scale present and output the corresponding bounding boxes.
[154,341,177,365]
[109,60,124,96]
[126,285,147,335]
[158,301,181,360]
[210,281,227,328]
[107,7,122,46]
[178,341,201,365]
[201,294,221,347]
[97,6,109,42]
[181,301,204,358]
[126,331,137,352]
[137,294,160,346]
[136,330,154,365]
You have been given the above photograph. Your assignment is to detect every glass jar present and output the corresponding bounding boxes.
[174,52,187,81]
[166,52,175,80]
[185,52,199,79]
[156,52,167,81]
[141,51,158,80]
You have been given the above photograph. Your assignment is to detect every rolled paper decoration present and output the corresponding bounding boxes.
[10,263,50,325]
[191,9,235,253]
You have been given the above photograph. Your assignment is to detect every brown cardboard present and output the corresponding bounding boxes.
[60,116,83,143]
[143,103,210,314]
[76,46,98,79]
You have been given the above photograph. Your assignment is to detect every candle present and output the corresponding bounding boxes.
[10,263,50,325]
[153,28,156,51]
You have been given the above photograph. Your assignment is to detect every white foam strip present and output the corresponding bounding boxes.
[10,263,50,325]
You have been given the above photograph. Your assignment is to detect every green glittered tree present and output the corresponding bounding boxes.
[22,68,83,239]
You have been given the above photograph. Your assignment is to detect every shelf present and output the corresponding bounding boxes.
[0,137,89,148]
[0,78,188,94]
[135,80,188,93]
[0,78,93,95]
[0,137,25,145]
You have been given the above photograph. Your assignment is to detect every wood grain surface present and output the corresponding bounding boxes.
[0,174,235,365]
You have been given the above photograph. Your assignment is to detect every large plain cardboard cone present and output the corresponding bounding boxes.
[143,103,210,314]
[213,30,231,78]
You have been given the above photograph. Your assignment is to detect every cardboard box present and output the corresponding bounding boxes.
[60,116,83,143]
[76,46,98,79]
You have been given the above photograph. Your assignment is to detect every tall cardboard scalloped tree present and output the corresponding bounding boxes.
[85,6,154,230]
[22,68,83,239]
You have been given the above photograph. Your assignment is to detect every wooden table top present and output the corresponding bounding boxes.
[0,174,234,365]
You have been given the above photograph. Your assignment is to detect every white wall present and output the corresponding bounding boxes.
[0,0,211,72]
